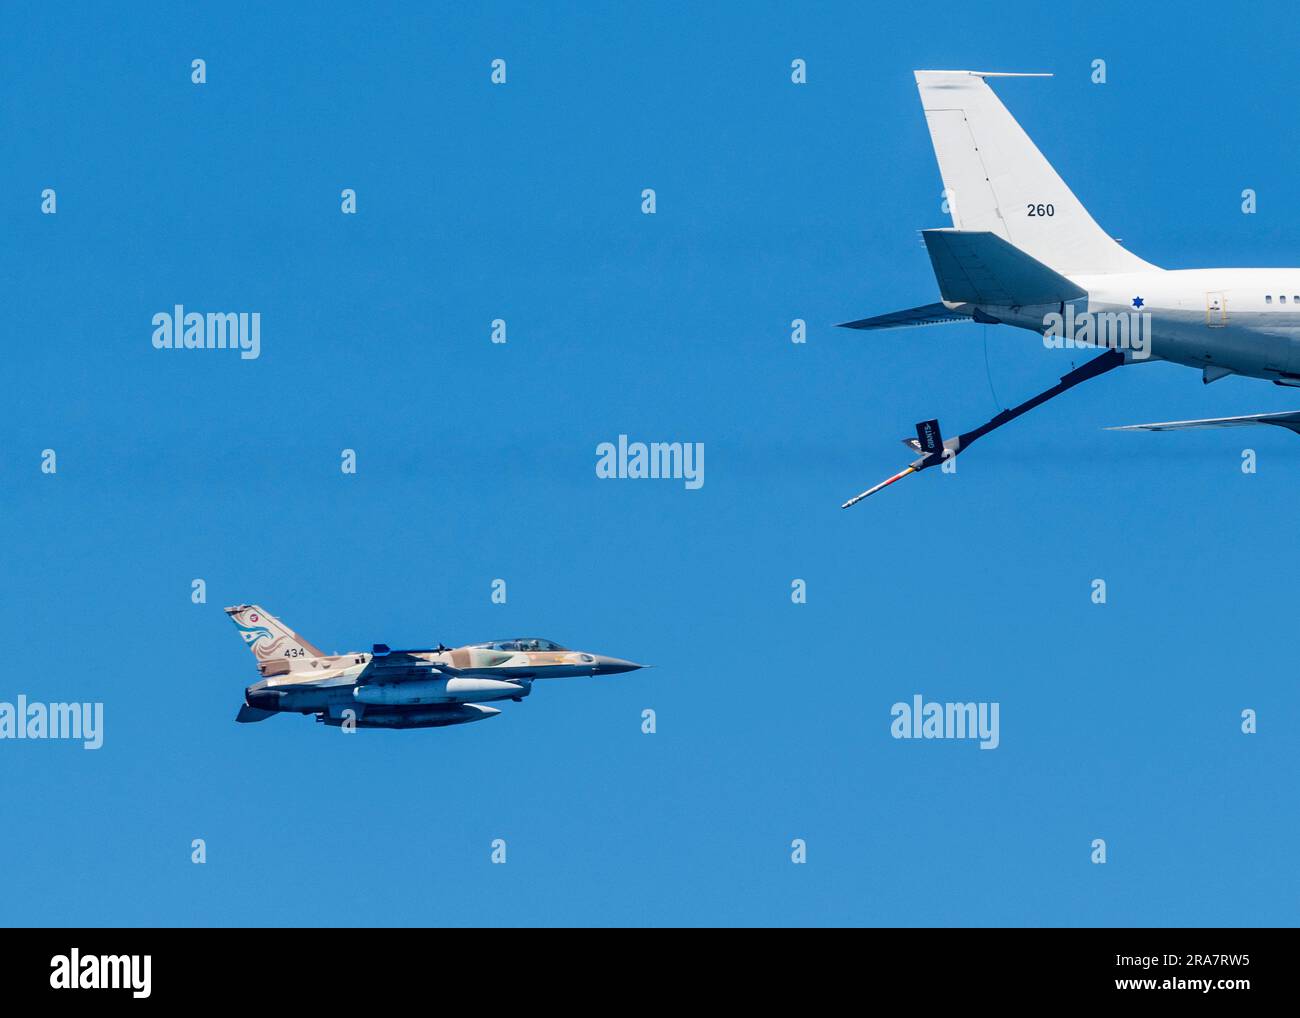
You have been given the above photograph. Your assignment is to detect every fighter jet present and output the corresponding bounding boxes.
[841,70,1300,507]
[225,605,644,730]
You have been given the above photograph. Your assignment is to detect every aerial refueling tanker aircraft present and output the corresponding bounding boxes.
[840,70,1300,507]
[226,605,644,730]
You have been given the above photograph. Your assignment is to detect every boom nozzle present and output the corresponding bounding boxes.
[841,465,918,509]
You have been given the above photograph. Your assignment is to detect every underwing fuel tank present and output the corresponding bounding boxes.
[318,704,502,729]
[353,676,528,706]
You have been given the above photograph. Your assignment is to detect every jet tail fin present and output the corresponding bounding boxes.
[224,604,324,676]
[915,70,1156,276]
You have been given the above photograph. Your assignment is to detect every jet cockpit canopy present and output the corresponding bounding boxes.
[470,638,567,652]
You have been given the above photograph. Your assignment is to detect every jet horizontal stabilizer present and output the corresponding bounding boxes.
[838,302,973,331]
[235,704,277,723]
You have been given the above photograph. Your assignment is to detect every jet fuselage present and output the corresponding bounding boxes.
[226,606,644,730]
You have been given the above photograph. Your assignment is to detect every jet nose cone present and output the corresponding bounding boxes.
[593,655,643,675]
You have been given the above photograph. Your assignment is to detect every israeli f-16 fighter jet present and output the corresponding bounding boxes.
[840,70,1300,507]
[226,605,644,730]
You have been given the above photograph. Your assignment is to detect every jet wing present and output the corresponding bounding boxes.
[838,302,973,331]
[1107,411,1300,435]
[358,645,463,682]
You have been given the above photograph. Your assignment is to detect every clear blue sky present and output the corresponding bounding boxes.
[2,1,1298,926]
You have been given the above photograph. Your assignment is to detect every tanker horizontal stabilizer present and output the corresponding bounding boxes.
[838,302,973,331]
[922,229,1086,307]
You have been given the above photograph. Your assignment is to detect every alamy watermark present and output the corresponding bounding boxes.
[596,435,704,490]
[890,694,1000,750]
[0,695,103,749]
[1043,305,1151,360]
[151,305,261,360]
[50,950,150,997]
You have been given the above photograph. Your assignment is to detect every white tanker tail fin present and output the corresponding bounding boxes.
[915,70,1156,277]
